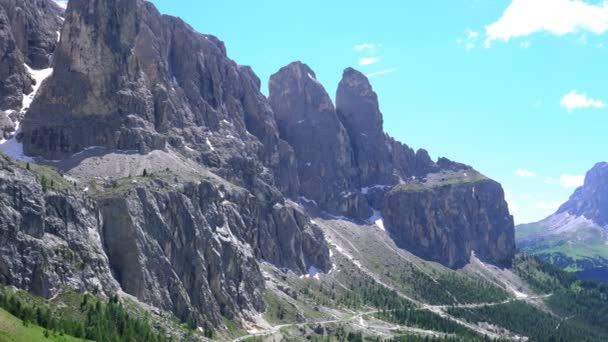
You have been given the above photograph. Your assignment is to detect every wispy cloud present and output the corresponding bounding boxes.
[515,168,537,177]
[560,90,605,112]
[559,174,585,188]
[353,43,382,51]
[358,57,380,66]
[484,0,608,47]
[457,28,480,50]
[366,68,399,78]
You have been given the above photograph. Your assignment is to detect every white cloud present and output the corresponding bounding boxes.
[458,29,480,50]
[366,68,399,77]
[536,201,562,210]
[560,90,605,111]
[358,57,380,66]
[484,0,608,47]
[354,43,381,51]
[559,174,585,188]
[516,168,537,177]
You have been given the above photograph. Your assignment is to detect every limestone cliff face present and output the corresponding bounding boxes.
[0,0,518,331]
[0,0,62,115]
[383,171,516,269]
[0,153,330,326]
[336,67,438,186]
[21,0,298,196]
[269,62,356,210]
[0,154,120,298]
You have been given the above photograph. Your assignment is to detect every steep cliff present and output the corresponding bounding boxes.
[0,152,330,326]
[384,170,516,268]
[21,0,298,196]
[336,67,435,187]
[0,0,519,333]
[268,62,357,211]
[0,0,62,127]
[0,154,120,298]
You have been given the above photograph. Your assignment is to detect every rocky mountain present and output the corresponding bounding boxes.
[517,162,608,281]
[0,0,63,138]
[0,0,549,340]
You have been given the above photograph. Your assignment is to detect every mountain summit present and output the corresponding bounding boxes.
[5,1,585,341]
[517,162,608,281]
[557,162,608,226]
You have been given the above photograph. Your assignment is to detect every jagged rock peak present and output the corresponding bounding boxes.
[22,0,292,195]
[269,61,356,210]
[336,67,383,137]
[557,162,608,226]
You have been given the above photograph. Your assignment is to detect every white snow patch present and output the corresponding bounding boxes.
[297,120,305,124]
[368,210,385,231]
[361,184,390,195]
[305,162,311,167]
[56,31,61,42]
[206,138,215,151]
[0,64,53,161]
[22,65,53,113]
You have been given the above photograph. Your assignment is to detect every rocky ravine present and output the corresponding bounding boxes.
[0,0,516,331]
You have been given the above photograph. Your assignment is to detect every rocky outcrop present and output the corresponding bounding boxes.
[21,0,296,197]
[0,0,519,331]
[269,62,356,210]
[0,152,330,326]
[336,68,437,186]
[0,5,30,112]
[0,0,62,134]
[0,153,120,298]
[0,0,64,69]
[98,177,329,324]
[383,170,516,268]
[557,162,608,226]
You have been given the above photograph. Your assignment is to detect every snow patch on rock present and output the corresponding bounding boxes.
[0,64,54,161]
[368,209,385,231]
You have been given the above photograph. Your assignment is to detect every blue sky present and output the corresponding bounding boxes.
[149,0,608,224]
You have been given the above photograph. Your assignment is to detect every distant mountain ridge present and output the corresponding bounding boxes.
[517,162,608,280]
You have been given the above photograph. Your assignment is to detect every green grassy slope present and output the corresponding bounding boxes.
[0,308,84,342]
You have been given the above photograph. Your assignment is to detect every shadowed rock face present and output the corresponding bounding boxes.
[336,67,438,186]
[0,0,63,68]
[0,154,120,299]
[557,162,608,226]
[269,62,356,210]
[21,0,298,195]
[0,0,518,330]
[0,153,330,325]
[0,0,62,112]
[383,171,516,269]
